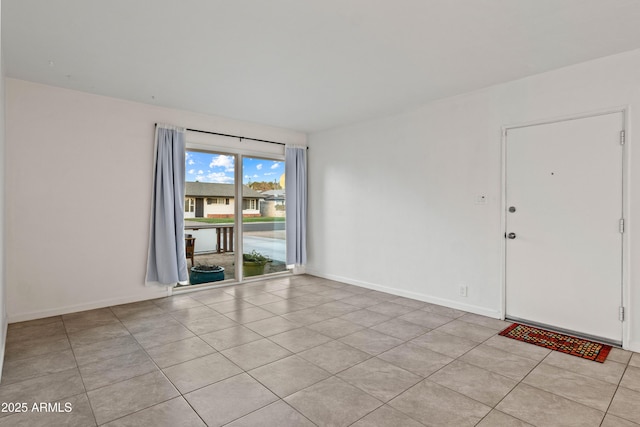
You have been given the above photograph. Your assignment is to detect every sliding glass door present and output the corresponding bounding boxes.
[181,150,287,286]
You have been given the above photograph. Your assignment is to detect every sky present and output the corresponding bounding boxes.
[185,151,284,185]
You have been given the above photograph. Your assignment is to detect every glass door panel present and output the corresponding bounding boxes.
[242,156,287,278]
[183,151,236,285]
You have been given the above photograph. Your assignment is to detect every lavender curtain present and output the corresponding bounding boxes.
[285,145,307,266]
[145,124,188,284]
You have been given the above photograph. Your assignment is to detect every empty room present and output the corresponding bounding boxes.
[1,1,640,426]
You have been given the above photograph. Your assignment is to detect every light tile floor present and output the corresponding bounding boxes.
[1,274,639,426]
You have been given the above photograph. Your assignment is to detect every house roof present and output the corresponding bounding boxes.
[185,182,263,199]
[261,190,286,200]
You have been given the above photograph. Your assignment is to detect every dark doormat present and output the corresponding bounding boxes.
[499,323,612,363]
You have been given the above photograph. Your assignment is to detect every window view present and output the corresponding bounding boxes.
[182,150,287,286]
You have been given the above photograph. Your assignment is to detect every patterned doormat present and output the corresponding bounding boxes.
[499,323,612,363]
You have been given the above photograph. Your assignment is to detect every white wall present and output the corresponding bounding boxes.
[5,79,305,322]
[307,49,640,351]
[0,0,8,377]
[203,198,235,217]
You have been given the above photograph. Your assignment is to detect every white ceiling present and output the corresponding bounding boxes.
[4,1,640,133]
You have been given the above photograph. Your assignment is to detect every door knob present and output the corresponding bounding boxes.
[509,206,516,213]
[507,232,516,239]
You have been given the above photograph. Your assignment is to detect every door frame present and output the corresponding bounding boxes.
[499,107,630,348]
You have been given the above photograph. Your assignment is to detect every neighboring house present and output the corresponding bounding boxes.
[260,190,286,218]
[184,182,264,218]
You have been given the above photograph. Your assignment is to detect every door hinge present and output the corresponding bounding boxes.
[619,306,625,322]
[620,130,625,145]
[619,219,625,233]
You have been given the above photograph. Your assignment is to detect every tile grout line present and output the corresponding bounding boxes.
[3,316,101,425]
[472,337,553,427]
[102,301,209,426]
[599,361,633,425]
[6,276,639,426]
[481,340,634,425]
[191,285,430,425]
[61,313,100,427]
[92,306,178,425]
[393,330,513,425]
[86,298,512,426]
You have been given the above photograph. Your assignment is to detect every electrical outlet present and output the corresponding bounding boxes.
[459,285,468,297]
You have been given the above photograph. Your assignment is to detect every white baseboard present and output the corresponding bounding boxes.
[306,269,502,319]
[7,289,168,323]
[292,265,306,275]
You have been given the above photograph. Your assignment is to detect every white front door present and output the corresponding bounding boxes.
[505,112,624,344]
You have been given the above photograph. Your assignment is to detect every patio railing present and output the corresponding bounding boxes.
[185,223,234,254]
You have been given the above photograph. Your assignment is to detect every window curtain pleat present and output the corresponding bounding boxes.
[285,145,307,266]
[145,125,188,285]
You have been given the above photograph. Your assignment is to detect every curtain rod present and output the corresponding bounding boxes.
[186,128,287,147]
[155,123,308,149]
